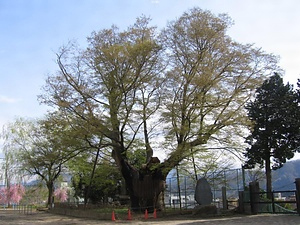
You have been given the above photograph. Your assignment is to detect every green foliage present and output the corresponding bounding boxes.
[126,140,147,168]
[71,162,122,204]
[245,73,300,169]
[179,147,235,180]
[244,73,300,195]
[21,183,48,206]
[1,114,91,208]
[161,8,279,170]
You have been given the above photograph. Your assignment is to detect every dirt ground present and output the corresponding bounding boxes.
[0,209,300,225]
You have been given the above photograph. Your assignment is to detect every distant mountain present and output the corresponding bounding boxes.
[272,159,300,191]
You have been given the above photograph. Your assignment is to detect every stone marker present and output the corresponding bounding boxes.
[195,177,213,205]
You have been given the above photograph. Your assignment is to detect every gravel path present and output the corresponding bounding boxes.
[0,210,299,225]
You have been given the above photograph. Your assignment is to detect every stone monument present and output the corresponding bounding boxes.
[195,177,213,205]
[194,177,217,215]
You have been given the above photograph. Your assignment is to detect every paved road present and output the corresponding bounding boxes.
[0,210,299,224]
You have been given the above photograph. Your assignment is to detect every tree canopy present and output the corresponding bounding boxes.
[160,8,278,170]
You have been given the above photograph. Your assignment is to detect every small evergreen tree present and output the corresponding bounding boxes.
[244,73,300,198]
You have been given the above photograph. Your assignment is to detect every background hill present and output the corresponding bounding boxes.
[272,159,300,191]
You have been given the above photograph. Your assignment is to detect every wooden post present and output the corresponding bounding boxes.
[238,191,244,213]
[242,166,246,189]
[249,181,260,215]
[295,178,300,215]
[271,192,275,213]
[222,186,227,210]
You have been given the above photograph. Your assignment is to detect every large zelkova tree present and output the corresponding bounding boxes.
[244,73,300,198]
[2,115,88,208]
[39,8,279,211]
[40,17,165,211]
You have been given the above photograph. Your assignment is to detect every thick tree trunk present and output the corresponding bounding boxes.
[129,174,165,212]
[120,157,166,212]
[265,158,272,199]
[47,182,54,209]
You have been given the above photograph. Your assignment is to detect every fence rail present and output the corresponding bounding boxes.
[16,205,34,215]
[246,190,297,214]
[240,180,300,215]
[164,168,246,209]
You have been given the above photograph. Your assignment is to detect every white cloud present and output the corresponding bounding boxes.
[0,95,19,103]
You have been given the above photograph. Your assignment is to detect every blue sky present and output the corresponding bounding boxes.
[0,0,299,128]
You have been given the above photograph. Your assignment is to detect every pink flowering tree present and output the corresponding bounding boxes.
[10,184,25,204]
[0,187,7,205]
[54,187,68,202]
[0,184,25,206]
